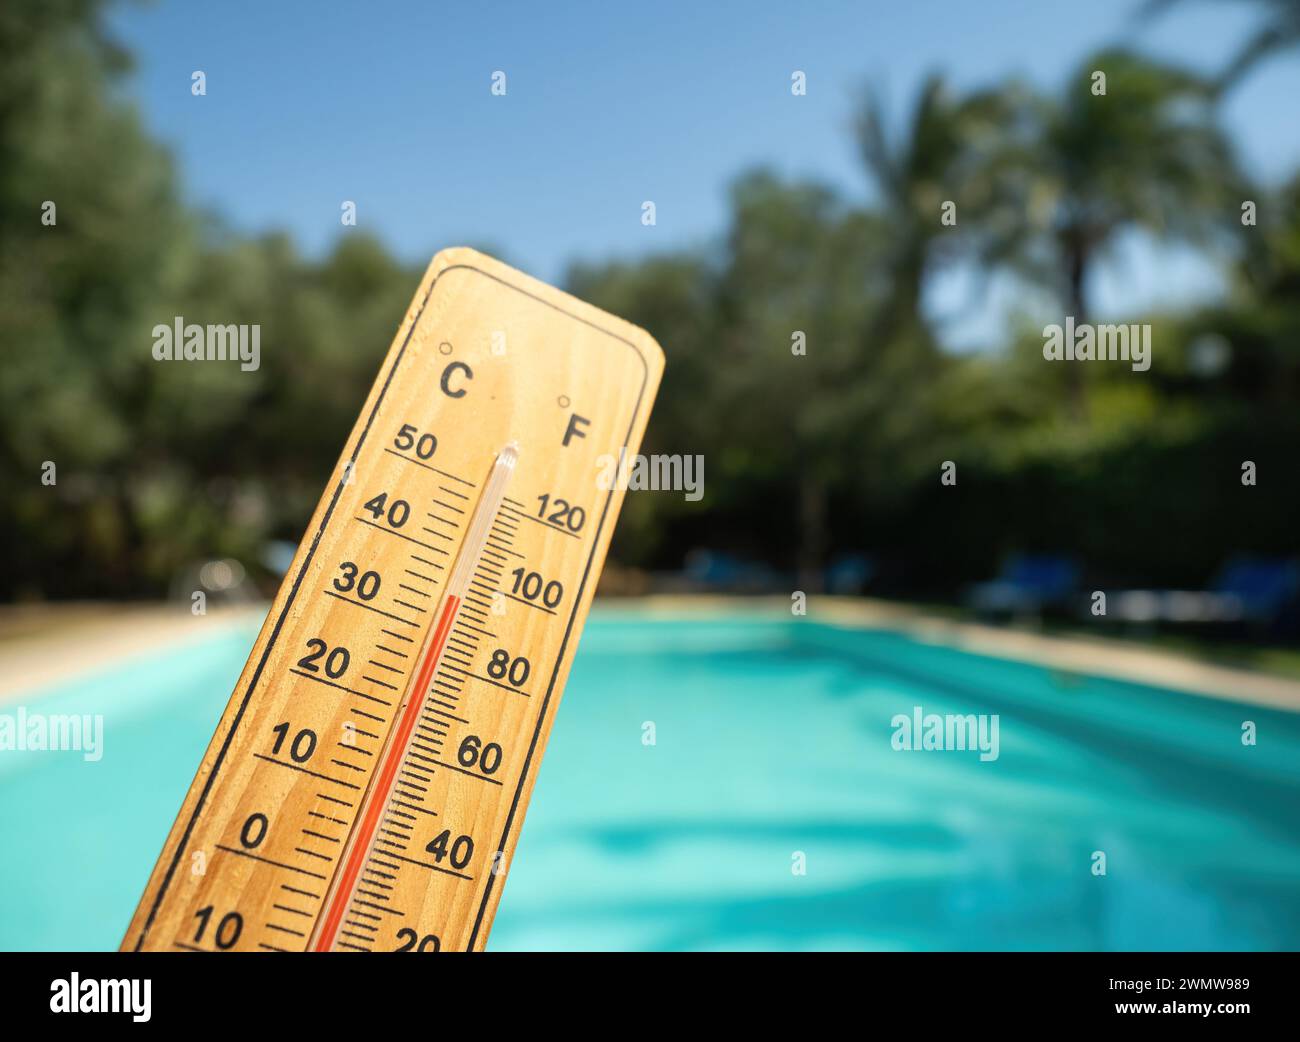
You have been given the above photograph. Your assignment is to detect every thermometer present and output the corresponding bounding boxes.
[122,248,664,952]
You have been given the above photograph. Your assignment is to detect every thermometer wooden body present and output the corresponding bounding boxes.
[123,247,663,952]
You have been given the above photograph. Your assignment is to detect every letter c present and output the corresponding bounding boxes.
[441,361,473,398]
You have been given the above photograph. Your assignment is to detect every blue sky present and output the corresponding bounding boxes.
[108,0,1300,348]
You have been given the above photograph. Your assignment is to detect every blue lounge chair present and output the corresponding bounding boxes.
[1112,556,1300,625]
[968,554,1081,617]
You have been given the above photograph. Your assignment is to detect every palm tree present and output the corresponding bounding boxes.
[1006,49,1241,414]
[853,74,1019,348]
[1144,0,1300,86]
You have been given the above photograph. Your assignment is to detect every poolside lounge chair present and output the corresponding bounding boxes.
[826,553,873,595]
[968,554,1081,617]
[1111,556,1300,626]
[682,549,781,592]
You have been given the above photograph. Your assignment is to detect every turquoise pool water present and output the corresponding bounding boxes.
[2,611,1299,951]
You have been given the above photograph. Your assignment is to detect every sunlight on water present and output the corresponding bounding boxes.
[2,612,1298,951]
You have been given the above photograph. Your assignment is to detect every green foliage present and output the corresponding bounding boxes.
[1,4,1297,601]
[0,5,421,597]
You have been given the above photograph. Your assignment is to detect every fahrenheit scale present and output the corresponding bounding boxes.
[122,248,664,952]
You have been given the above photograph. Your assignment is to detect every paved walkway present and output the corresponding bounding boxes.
[0,602,266,702]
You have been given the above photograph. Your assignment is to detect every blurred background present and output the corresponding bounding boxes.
[2,0,1299,951]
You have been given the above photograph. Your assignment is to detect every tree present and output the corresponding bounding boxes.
[0,0,418,598]
[853,73,1020,348]
[715,171,939,589]
[1004,49,1241,414]
[566,253,721,566]
[0,0,197,596]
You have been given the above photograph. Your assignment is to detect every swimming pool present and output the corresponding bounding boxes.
[3,609,1299,951]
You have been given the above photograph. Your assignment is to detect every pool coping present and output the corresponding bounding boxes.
[592,595,1300,713]
[0,604,268,703]
[3,597,1298,713]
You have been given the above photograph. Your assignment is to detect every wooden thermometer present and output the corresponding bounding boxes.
[123,248,664,952]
